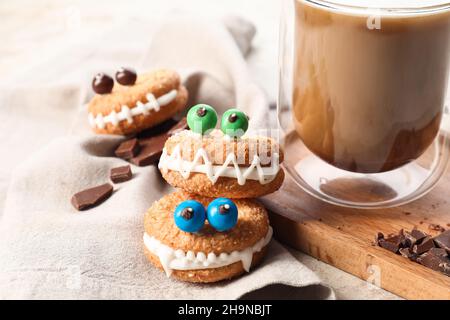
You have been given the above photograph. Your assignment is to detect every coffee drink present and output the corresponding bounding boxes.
[293,0,450,173]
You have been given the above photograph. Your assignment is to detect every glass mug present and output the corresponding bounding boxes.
[278,0,450,208]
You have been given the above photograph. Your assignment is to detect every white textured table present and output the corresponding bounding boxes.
[0,0,400,300]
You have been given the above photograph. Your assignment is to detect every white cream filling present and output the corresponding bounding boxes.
[158,144,280,185]
[88,89,178,129]
[144,227,272,277]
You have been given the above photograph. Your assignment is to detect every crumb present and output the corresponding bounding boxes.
[428,223,446,232]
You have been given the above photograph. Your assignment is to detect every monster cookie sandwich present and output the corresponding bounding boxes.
[143,190,272,283]
[158,104,285,198]
[88,68,188,135]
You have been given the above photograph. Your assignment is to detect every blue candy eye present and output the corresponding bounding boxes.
[206,198,238,232]
[174,200,206,233]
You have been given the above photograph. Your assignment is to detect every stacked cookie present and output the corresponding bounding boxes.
[143,104,285,283]
[71,68,189,212]
[88,68,188,136]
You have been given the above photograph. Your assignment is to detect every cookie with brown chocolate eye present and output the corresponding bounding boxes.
[143,190,272,283]
[158,128,285,198]
[88,69,188,135]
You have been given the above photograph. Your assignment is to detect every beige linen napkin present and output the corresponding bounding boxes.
[0,14,334,299]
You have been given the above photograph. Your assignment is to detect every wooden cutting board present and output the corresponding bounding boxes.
[261,160,450,300]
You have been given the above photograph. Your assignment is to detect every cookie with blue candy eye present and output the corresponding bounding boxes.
[143,190,272,283]
[88,69,188,135]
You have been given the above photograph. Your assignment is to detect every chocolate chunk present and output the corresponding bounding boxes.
[115,67,137,86]
[127,118,187,166]
[404,229,428,248]
[433,230,450,253]
[130,133,168,166]
[375,232,384,241]
[115,138,140,159]
[399,248,418,261]
[428,247,448,258]
[71,183,113,211]
[412,236,435,255]
[167,117,188,136]
[374,232,384,246]
[417,251,450,276]
[410,228,428,243]
[110,165,132,183]
[428,223,446,232]
[92,73,114,94]
[378,234,404,253]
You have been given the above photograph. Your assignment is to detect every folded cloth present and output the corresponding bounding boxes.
[0,14,335,300]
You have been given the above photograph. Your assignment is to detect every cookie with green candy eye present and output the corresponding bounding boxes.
[187,104,218,134]
[221,108,249,138]
[159,128,285,198]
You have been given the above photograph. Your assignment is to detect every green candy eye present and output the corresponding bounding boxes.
[220,108,249,138]
[187,104,218,134]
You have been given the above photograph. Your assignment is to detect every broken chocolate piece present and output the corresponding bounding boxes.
[125,118,188,167]
[378,234,404,253]
[410,228,428,243]
[417,251,450,276]
[71,183,113,211]
[399,248,418,261]
[130,133,168,166]
[433,230,450,253]
[412,236,435,255]
[428,247,448,258]
[110,165,132,183]
[167,117,188,136]
[136,118,178,139]
[115,138,140,159]
[404,228,427,248]
[375,232,384,243]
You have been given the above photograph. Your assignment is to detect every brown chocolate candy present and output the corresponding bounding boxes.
[110,165,132,183]
[434,230,450,253]
[115,67,137,86]
[417,251,450,276]
[377,228,450,277]
[115,138,140,159]
[130,133,168,166]
[127,118,188,166]
[410,228,428,242]
[92,73,114,94]
[167,117,188,136]
[378,234,405,254]
[399,248,418,261]
[412,236,435,255]
[71,183,113,211]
